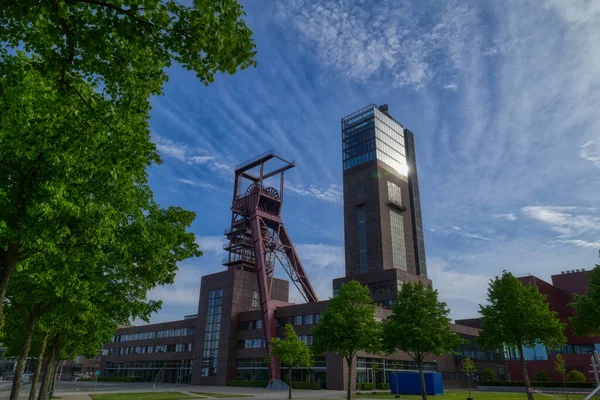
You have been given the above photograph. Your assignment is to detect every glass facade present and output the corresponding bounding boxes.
[342,105,408,176]
[405,130,427,276]
[387,181,402,206]
[235,357,326,387]
[390,211,407,271]
[104,360,192,383]
[357,357,437,384]
[112,328,196,343]
[201,289,223,377]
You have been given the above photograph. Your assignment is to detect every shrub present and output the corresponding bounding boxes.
[568,370,586,383]
[535,371,552,381]
[363,383,374,391]
[481,368,498,382]
[291,382,321,390]
[377,383,390,390]
[229,380,269,388]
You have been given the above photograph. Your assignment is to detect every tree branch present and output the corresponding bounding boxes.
[50,0,75,88]
[72,0,161,31]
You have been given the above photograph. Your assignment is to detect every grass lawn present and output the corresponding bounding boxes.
[190,393,254,398]
[90,392,206,400]
[353,390,588,400]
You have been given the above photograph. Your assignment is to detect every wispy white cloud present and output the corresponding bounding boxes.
[274,0,477,89]
[295,244,344,272]
[429,224,493,241]
[580,140,600,167]
[287,183,343,204]
[177,178,218,191]
[522,206,600,235]
[493,213,518,221]
[443,82,458,92]
[560,239,600,249]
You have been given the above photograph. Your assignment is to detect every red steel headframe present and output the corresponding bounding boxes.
[223,150,318,382]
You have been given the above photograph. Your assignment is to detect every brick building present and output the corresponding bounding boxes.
[458,270,599,382]
[99,104,505,389]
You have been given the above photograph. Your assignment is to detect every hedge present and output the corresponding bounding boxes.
[229,380,320,389]
[291,382,321,390]
[478,381,596,388]
[96,377,140,382]
[357,383,375,391]
[378,383,390,390]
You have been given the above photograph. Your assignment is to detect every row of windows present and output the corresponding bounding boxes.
[357,357,437,372]
[276,313,321,327]
[236,357,326,369]
[376,140,407,167]
[374,108,404,135]
[377,149,408,176]
[105,360,191,369]
[343,138,376,160]
[343,150,376,171]
[375,125,405,153]
[343,119,374,139]
[342,107,374,128]
[547,344,595,355]
[343,125,375,150]
[102,343,193,356]
[390,210,408,271]
[239,320,262,330]
[239,338,265,349]
[112,328,196,343]
[374,114,404,140]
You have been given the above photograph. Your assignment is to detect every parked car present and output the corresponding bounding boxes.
[21,374,33,384]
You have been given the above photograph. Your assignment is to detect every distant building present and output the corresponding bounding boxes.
[99,105,504,389]
[458,269,600,382]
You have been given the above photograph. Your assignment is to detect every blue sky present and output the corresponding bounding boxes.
[144,0,600,323]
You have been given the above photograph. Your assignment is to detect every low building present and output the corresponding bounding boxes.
[457,269,598,382]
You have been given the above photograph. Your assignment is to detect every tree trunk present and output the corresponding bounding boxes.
[518,347,534,400]
[288,366,292,400]
[468,374,471,398]
[346,356,353,400]
[10,314,39,400]
[417,358,427,400]
[37,341,57,400]
[28,333,49,400]
[50,360,59,395]
[0,243,19,325]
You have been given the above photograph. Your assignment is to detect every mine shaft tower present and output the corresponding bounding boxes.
[223,150,318,382]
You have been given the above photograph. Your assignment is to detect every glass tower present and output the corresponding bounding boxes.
[335,104,429,308]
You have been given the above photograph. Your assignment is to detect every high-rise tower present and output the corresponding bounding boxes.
[333,104,430,308]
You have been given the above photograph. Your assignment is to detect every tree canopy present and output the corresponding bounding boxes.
[312,281,381,400]
[269,324,313,399]
[478,271,565,400]
[570,265,600,336]
[382,281,462,400]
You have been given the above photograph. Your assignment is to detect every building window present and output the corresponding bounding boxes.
[294,316,303,326]
[387,181,402,206]
[304,314,313,325]
[390,211,407,271]
[356,184,365,204]
[358,207,367,274]
[252,291,259,310]
[201,289,223,376]
[314,313,322,324]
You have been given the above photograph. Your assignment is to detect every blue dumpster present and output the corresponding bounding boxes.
[389,371,444,395]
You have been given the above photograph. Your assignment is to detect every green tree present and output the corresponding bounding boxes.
[477,271,566,400]
[567,370,586,383]
[535,370,551,382]
[3,202,199,400]
[462,356,477,399]
[0,0,256,321]
[481,368,498,382]
[383,281,462,400]
[268,324,313,400]
[312,281,381,400]
[555,354,568,397]
[571,265,600,336]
